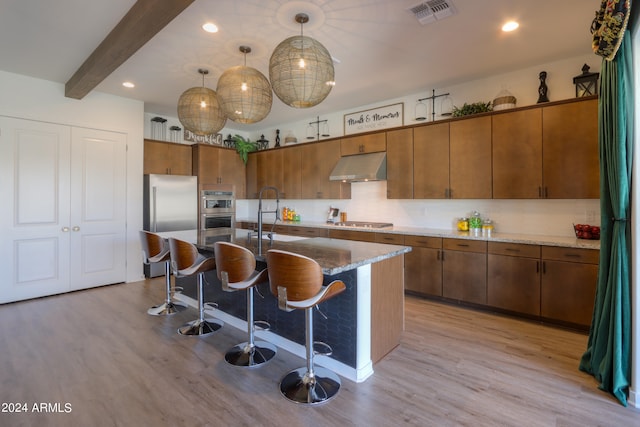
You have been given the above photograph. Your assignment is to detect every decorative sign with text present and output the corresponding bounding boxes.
[343,103,404,135]
[184,130,222,145]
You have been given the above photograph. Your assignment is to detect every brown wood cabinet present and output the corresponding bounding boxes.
[542,98,599,199]
[300,140,350,199]
[340,132,386,156]
[386,128,413,199]
[413,122,450,199]
[274,145,301,199]
[143,139,192,175]
[327,228,375,242]
[487,242,541,315]
[192,144,246,198]
[541,246,598,327]
[273,224,328,238]
[404,235,443,297]
[247,149,283,199]
[442,238,487,304]
[492,108,543,199]
[449,116,492,199]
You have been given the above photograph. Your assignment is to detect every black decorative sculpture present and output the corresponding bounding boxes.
[537,71,549,103]
[275,129,281,147]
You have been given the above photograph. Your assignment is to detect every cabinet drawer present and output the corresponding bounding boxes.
[404,235,442,249]
[375,233,404,245]
[281,226,327,238]
[443,238,487,253]
[542,246,599,264]
[488,242,540,258]
[328,229,376,242]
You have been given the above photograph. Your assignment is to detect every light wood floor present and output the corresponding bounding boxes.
[1,278,638,427]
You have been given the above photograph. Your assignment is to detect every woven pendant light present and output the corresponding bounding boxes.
[177,69,226,136]
[269,13,334,108]
[217,46,272,124]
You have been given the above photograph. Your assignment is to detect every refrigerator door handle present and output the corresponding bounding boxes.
[152,186,157,232]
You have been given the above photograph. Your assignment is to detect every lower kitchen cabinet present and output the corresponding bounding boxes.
[541,246,598,327]
[442,238,487,304]
[404,235,443,297]
[487,242,541,316]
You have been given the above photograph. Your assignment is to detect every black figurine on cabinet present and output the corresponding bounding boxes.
[275,129,281,147]
[537,71,549,103]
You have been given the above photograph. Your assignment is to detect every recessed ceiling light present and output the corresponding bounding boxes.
[202,22,218,33]
[122,81,135,88]
[502,20,519,32]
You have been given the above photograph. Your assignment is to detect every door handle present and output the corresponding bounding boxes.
[72,226,80,232]
[62,227,70,232]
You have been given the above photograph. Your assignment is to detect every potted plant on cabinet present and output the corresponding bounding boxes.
[232,135,257,164]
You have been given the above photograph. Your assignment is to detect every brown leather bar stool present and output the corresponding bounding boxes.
[168,237,223,336]
[139,231,187,316]
[266,249,346,405]
[214,242,277,367]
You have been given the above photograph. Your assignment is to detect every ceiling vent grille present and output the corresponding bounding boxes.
[408,0,457,25]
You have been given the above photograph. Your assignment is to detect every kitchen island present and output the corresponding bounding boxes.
[162,229,410,383]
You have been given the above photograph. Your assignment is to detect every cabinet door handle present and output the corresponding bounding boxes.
[536,261,540,273]
[564,253,581,259]
[505,248,520,253]
[456,243,469,247]
[439,250,444,261]
[538,186,542,198]
[542,261,546,274]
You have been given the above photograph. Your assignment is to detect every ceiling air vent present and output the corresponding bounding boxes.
[408,0,457,25]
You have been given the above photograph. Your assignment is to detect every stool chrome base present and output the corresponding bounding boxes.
[147,301,187,316]
[178,318,223,336]
[225,341,277,367]
[279,366,341,405]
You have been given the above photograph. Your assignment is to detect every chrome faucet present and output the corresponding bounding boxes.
[256,186,281,256]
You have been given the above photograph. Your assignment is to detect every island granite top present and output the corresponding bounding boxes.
[158,229,411,276]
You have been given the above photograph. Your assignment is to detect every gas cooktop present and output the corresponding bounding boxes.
[333,221,393,229]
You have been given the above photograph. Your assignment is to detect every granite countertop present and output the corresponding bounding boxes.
[158,229,411,276]
[237,218,601,250]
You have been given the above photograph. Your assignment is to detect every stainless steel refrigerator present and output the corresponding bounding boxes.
[143,174,198,277]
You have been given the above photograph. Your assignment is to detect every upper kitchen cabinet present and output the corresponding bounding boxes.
[542,98,599,199]
[247,149,284,199]
[386,128,413,199]
[281,145,302,199]
[449,116,492,199]
[301,140,351,199]
[340,132,386,156]
[413,122,450,199]
[192,144,246,199]
[144,139,192,175]
[492,108,543,198]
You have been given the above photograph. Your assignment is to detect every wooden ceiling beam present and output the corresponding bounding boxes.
[65,0,194,99]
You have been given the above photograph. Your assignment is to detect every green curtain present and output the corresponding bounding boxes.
[579,33,633,406]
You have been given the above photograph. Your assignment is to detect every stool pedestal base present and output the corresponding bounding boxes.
[279,366,341,405]
[177,318,223,336]
[147,301,187,316]
[225,341,277,367]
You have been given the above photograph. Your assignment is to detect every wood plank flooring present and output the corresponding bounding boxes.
[0,278,638,426]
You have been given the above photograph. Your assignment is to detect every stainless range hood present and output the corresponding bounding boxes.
[329,152,386,182]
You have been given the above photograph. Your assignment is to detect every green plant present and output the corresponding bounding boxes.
[451,101,493,117]
[232,134,258,164]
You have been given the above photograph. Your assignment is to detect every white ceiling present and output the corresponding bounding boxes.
[0,0,598,131]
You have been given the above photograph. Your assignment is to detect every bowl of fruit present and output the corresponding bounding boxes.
[574,223,600,240]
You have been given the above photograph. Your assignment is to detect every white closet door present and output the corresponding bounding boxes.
[69,127,126,290]
[0,117,127,303]
[0,117,72,303]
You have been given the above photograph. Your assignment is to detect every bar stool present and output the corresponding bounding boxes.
[168,238,223,336]
[139,231,187,316]
[214,242,277,367]
[266,249,346,405]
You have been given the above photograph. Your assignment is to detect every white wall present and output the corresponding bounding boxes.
[0,70,145,283]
